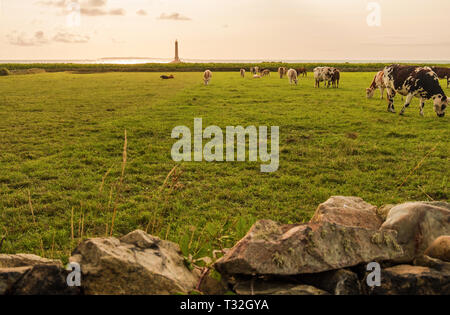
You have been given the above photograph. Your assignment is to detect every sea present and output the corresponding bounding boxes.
[1,58,449,64]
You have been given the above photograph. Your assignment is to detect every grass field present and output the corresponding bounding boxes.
[0,71,448,263]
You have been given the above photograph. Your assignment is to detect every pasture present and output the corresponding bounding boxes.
[0,71,448,262]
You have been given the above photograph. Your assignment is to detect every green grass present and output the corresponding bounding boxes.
[0,71,448,263]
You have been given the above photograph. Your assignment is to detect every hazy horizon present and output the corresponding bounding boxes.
[1,0,449,61]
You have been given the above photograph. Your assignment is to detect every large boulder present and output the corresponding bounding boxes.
[380,202,450,262]
[424,236,450,262]
[234,279,329,295]
[311,196,382,230]
[69,230,199,295]
[215,220,403,276]
[364,264,450,295]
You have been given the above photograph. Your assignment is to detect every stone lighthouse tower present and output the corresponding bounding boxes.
[171,40,181,63]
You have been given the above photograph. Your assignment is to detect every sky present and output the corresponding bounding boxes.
[0,0,449,61]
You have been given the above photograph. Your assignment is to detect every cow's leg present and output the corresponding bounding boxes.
[419,97,425,116]
[447,78,449,88]
[399,93,414,115]
[380,87,385,99]
[386,89,396,113]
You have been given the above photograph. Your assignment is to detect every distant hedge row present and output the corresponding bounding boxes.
[0,62,448,73]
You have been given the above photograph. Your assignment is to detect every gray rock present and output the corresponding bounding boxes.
[0,267,31,295]
[70,230,199,295]
[424,236,450,262]
[9,264,80,295]
[234,279,329,295]
[300,269,362,295]
[364,264,450,295]
[215,220,403,276]
[310,196,382,230]
[381,202,450,262]
[0,254,61,268]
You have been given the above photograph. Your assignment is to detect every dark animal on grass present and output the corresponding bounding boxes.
[383,64,447,117]
[296,67,307,77]
[160,75,174,79]
[431,66,450,88]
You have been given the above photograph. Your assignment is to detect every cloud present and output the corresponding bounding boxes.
[37,0,126,16]
[137,9,147,16]
[157,13,191,21]
[53,32,90,43]
[7,30,90,46]
[7,31,49,46]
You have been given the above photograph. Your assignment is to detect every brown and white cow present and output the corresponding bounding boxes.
[278,67,287,79]
[240,69,246,78]
[330,69,340,88]
[383,64,447,117]
[314,67,335,88]
[287,68,298,85]
[366,71,386,99]
[261,69,270,77]
[203,70,212,85]
[431,66,450,89]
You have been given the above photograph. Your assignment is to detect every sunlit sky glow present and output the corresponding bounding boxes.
[0,0,449,61]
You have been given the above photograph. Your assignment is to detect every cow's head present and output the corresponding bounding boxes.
[366,88,375,99]
[433,94,447,117]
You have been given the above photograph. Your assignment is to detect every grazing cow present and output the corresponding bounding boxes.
[287,68,298,85]
[296,67,307,77]
[278,67,287,79]
[254,66,260,74]
[431,66,450,88]
[250,67,256,75]
[314,67,333,88]
[330,69,340,88]
[160,75,174,79]
[366,71,386,99]
[240,69,246,78]
[203,70,212,85]
[383,64,447,117]
[261,69,270,77]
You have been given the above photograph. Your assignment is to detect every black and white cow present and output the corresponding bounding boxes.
[314,67,339,88]
[431,66,450,89]
[383,64,447,117]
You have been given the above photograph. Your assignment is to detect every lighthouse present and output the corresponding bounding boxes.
[171,40,181,63]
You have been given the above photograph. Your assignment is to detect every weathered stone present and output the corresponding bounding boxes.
[364,264,450,295]
[424,236,450,262]
[198,270,229,295]
[10,264,80,295]
[299,269,362,295]
[310,196,382,230]
[70,230,199,295]
[234,279,329,295]
[215,220,403,276]
[0,267,31,295]
[381,202,450,262]
[376,204,395,222]
[0,254,61,268]
[413,255,450,273]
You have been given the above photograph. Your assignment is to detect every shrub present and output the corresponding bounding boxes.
[0,68,10,76]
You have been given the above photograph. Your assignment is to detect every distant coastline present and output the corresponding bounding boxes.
[1,58,449,65]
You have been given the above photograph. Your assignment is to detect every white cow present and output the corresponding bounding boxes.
[203,70,212,85]
[287,69,298,85]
